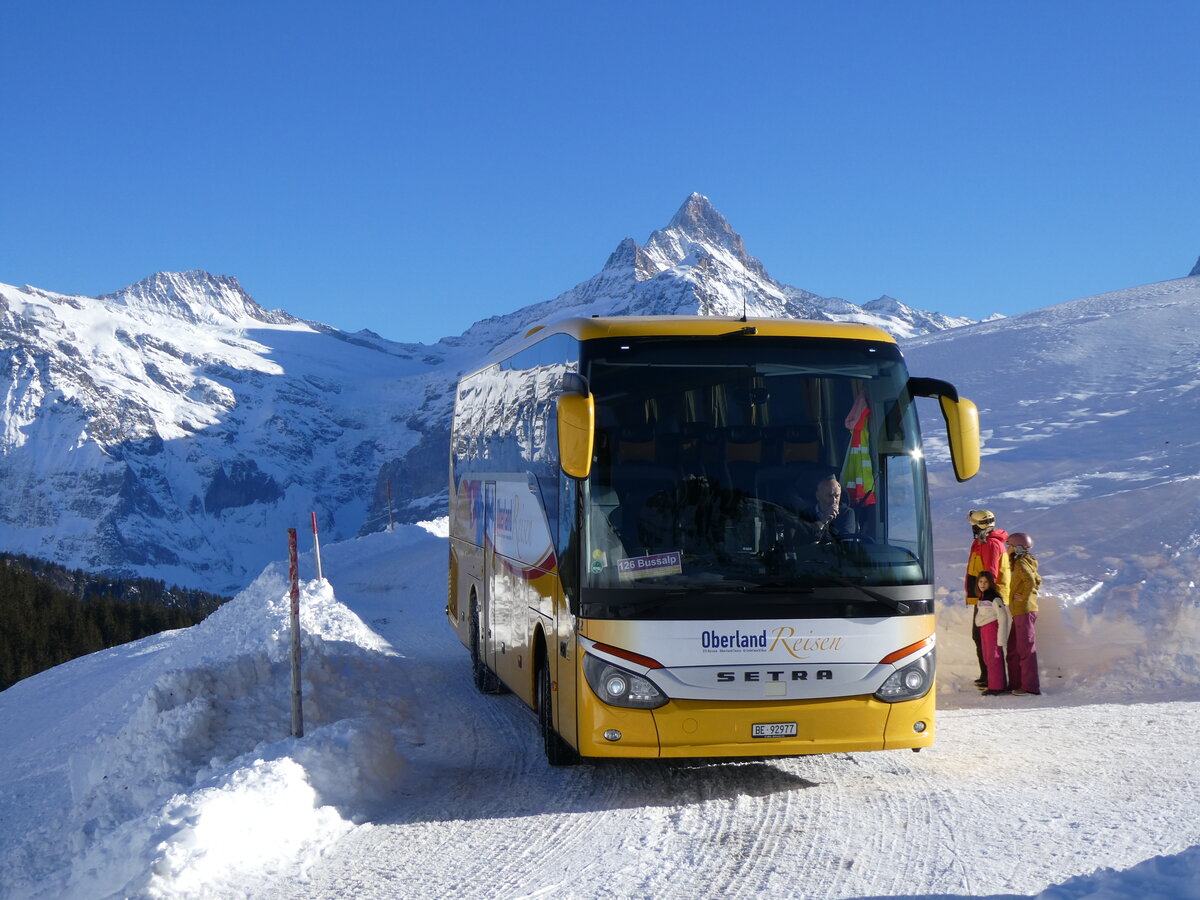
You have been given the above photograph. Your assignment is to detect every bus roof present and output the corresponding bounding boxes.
[559,316,895,342]
[482,316,898,366]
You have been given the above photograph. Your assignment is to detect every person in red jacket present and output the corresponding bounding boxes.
[965,510,1010,688]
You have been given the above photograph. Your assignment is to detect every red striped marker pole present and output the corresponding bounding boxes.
[288,528,304,739]
[311,511,324,582]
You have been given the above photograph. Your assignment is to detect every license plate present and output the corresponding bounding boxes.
[752,722,798,738]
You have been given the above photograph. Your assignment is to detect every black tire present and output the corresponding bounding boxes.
[538,660,580,767]
[470,597,503,694]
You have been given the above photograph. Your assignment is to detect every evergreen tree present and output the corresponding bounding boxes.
[0,554,229,692]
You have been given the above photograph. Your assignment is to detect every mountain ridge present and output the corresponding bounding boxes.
[4,195,1191,598]
[98,270,295,327]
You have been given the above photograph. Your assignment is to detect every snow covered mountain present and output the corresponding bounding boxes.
[0,196,974,593]
[2,204,1199,898]
[0,272,451,593]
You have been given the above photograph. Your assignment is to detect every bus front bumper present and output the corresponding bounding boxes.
[575,687,936,759]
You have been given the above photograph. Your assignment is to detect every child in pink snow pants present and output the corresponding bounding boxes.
[975,571,1010,696]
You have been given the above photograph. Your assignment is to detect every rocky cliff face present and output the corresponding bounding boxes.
[1,196,975,592]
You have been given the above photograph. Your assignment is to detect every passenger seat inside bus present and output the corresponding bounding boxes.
[755,424,826,514]
[721,425,762,498]
[608,425,677,556]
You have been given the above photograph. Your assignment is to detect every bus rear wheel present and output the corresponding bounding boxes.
[538,661,580,767]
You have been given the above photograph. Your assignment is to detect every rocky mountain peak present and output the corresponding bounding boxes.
[602,238,657,281]
[645,193,769,282]
[663,193,750,258]
[1189,255,1200,278]
[100,270,293,326]
[667,192,734,238]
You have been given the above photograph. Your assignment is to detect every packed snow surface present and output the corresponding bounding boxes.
[1,525,1197,900]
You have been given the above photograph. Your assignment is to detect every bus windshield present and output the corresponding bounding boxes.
[580,336,931,604]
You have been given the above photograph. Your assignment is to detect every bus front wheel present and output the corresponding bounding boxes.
[538,661,579,767]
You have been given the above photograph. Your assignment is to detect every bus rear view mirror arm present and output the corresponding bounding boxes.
[909,377,981,483]
[561,372,590,396]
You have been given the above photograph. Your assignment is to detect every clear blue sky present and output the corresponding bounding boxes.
[3,1,1197,345]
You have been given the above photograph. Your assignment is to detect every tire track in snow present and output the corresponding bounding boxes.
[288,578,629,900]
[848,753,945,897]
[593,760,819,900]
[777,754,861,897]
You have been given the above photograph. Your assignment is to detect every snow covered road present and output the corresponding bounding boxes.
[258,531,1200,900]
[261,694,1200,899]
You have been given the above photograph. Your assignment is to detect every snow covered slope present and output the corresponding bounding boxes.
[909,275,1200,590]
[906,275,1200,690]
[0,196,973,593]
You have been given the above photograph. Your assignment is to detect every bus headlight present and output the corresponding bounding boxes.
[583,654,668,709]
[874,649,935,703]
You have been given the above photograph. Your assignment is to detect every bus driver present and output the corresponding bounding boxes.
[797,471,857,542]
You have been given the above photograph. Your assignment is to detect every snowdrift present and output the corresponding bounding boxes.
[0,531,419,899]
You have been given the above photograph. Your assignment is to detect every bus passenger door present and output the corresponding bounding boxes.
[483,480,499,677]
[554,579,579,748]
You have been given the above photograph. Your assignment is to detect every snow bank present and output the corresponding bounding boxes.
[931,535,1200,702]
[1036,846,1200,900]
[0,541,408,900]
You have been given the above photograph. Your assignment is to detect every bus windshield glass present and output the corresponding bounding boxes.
[580,336,930,600]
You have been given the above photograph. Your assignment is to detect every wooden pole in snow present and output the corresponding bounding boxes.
[288,528,304,739]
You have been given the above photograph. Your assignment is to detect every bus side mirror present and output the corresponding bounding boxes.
[558,391,594,480]
[909,377,980,482]
[939,395,980,482]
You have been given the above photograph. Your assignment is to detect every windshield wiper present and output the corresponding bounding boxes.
[739,582,818,595]
[594,591,690,617]
[826,577,912,615]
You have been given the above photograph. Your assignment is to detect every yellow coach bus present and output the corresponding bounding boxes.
[447,316,978,765]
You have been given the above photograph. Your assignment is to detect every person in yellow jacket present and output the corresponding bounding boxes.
[965,510,1011,688]
[1005,532,1043,695]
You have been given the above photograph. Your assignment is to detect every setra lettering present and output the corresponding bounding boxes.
[715,669,836,684]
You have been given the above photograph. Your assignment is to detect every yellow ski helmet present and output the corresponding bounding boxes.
[967,509,996,528]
